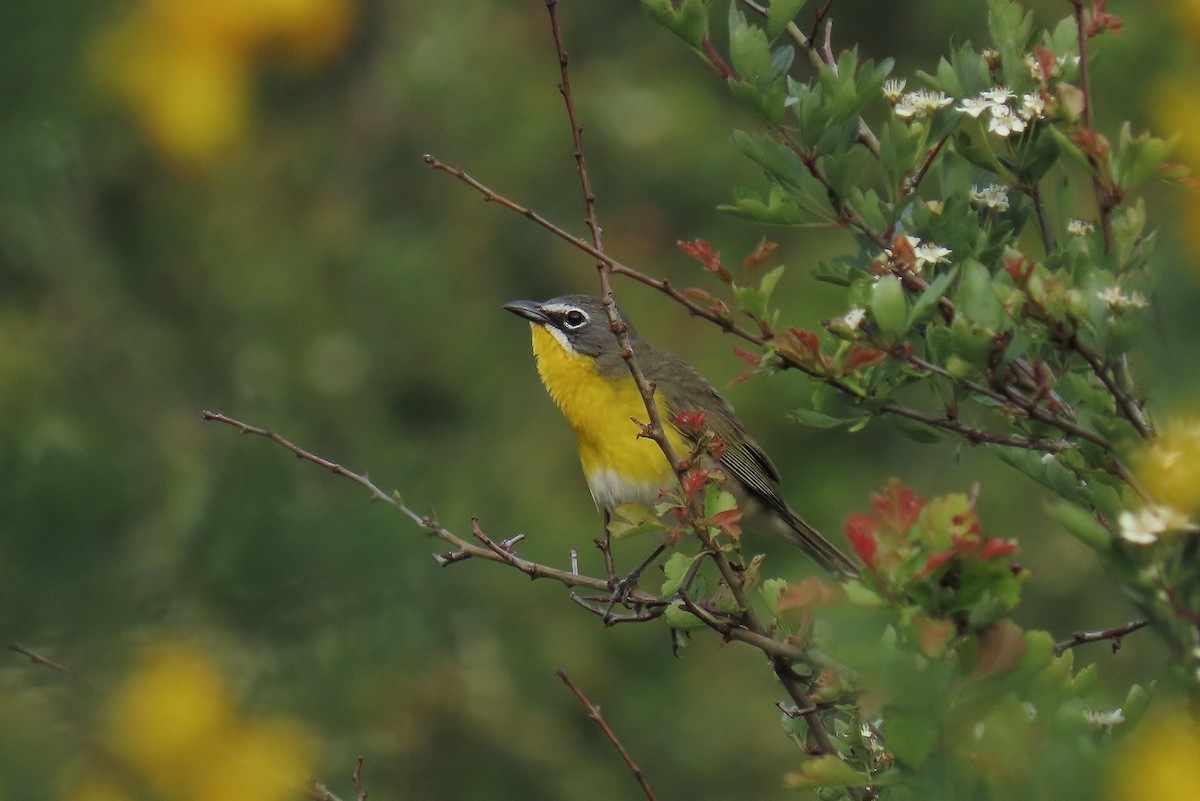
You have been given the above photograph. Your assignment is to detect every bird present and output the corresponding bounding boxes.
[504,293,857,578]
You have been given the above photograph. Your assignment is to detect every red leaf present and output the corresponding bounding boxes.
[980,539,1018,560]
[673,410,707,432]
[684,287,717,304]
[678,239,715,263]
[775,577,844,612]
[843,345,885,373]
[1088,0,1123,36]
[743,237,778,270]
[889,233,918,271]
[733,346,761,366]
[677,239,730,282]
[844,514,878,567]
[870,479,924,533]
[1004,254,1033,284]
[680,469,709,501]
[709,508,743,540]
[972,620,1027,680]
[920,550,953,577]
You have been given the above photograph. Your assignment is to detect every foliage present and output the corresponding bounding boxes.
[5,0,1200,800]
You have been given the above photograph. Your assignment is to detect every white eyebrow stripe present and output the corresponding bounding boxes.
[540,303,585,316]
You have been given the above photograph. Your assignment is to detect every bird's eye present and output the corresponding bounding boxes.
[563,309,588,329]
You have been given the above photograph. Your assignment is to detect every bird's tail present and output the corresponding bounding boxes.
[780,507,859,579]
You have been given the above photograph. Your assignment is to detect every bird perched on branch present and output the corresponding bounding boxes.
[505,294,857,578]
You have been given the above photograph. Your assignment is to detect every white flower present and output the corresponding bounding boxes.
[980,86,1015,105]
[895,89,953,119]
[987,105,1026,137]
[842,306,866,330]
[1083,708,1125,729]
[956,96,991,118]
[914,242,953,269]
[1118,504,1196,545]
[970,183,1010,211]
[1024,53,1043,80]
[1067,219,1094,237]
[1026,52,1064,81]
[1097,286,1148,311]
[883,78,907,103]
[1019,92,1046,120]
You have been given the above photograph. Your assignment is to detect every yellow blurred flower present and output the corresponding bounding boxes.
[97,640,316,801]
[190,721,317,801]
[1109,711,1200,801]
[1137,416,1200,518]
[89,0,357,164]
[106,641,234,785]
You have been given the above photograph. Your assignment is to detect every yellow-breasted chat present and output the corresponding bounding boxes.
[505,294,857,578]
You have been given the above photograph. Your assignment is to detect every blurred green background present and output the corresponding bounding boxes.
[2,0,1198,798]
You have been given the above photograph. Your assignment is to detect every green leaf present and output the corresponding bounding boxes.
[908,266,957,327]
[640,0,709,49]
[958,259,1005,330]
[661,551,702,596]
[703,487,738,519]
[1112,122,1178,191]
[886,707,939,767]
[791,407,867,429]
[1046,501,1113,553]
[889,415,946,443]
[728,5,773,86]
[759,576,788,608]
[664,600,709,630]
[783,755,872,788]
[765,0,806,40]
[720,185,813,225]
[734,264,785,320]
[870,275,909,338]
[1121,683,1152,727]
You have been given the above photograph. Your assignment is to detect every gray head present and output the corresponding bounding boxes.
[503,294,639,371]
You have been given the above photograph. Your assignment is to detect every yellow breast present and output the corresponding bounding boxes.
[529,325,687,509]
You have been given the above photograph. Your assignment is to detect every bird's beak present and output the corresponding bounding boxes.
[503,300,549,325]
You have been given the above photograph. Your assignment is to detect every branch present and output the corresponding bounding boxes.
[200,411,660,604]
[1071,0,1114,254]
[8,642,94,689]
[736,0,881,157]
[557,669,658,801]
[543,0,685,477]
[1053,619,1147,657]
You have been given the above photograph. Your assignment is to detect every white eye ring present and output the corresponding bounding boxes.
[563,308,588,330]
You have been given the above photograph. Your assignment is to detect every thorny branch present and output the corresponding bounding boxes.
[1054,619,1148,657]
[557,669,658,801]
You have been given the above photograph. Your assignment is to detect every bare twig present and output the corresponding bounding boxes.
[736,0,880,157]
[306,783,348,801]
[1071,0,1114,254]
[543,0,685,477]
[200,411,659,605]
[1054,619,1148,657]
[557,669,658,801]
[8,642,94,689]
[352,756,367,801]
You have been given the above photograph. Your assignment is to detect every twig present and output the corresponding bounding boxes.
[543,0,685,478]
[306,783,347,801]
[200,411,660,605]
[8,642,94,689]
[352,756,367,801]
[1054,619,1147,657]
[556,668,658,801]
[1071,0,1114,254]
[736,0,880,157]
[902,134,952,198]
